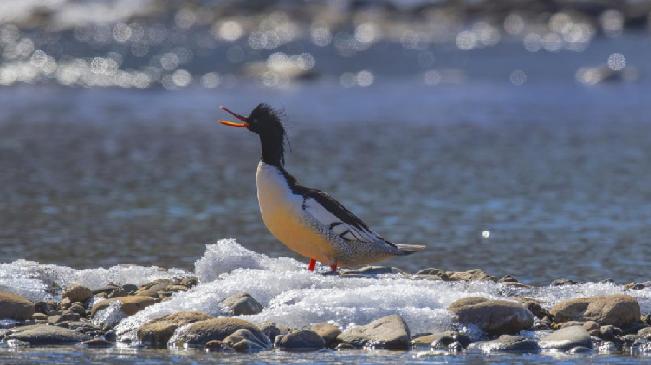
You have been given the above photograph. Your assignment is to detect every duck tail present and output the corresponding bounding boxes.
[395,244,426,255]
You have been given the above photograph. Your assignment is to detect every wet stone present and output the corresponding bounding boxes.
[34,302,49,314]
[550,294,640,328]
[468,335,540,353]
[448,297,534,335]
[180,276,199,288]
[62,285,92,303]
[220,292,263,316]
[310,322,341,348]
[340,266,401,276]
[260,321,290,343]
[91,296,157,317]
[137,311,213,348]
[223,328,271,352]
[0,291,35,321]
[82,337,114,348]
[275,330,325,351]
[539,326,593,351]
[337,314,411,350]
[204,339,225,352]
[68,303,86,316]
[31,313,48,321]
[638,327,651,339]
[171,317,269,348]
[551,278,577,286]
[135,279,174,298]
[8,324,91,345]
[48,312,80,324]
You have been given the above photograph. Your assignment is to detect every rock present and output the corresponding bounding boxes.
[415,268,449,280]
[638,327,651,339]
[468,335,540,353]
[557,320,584,329]
[59,297,72,310]
[448,269,494,282]
[8,324,91,345]
[568,346,592,353]
[515,298,550,319]
[551,278,577,286]
[539,326,593,351]
[625,282,645,290]
[220,293,263,316]
[204,339,225,352]
[336,314,410,349]
[260,321,290,343]
[135,279,174,298]
[48,312,80,324]
[335,342,356,350]
[68,303,86,315]
[171,317,270,348]
[62,285,92,303]
[137,311,213,348]
[448,297,534,335]
[31,313,48,321]
[310,322,341,347]
[448,341,464,352]
[411,334,440,346]
[91,296,157,317]
[415,268,494,282]
[121,284,138,294]
[180,276,199,288]
[583,321,600,332]
[166,285,188,292]
[621,334,639,346]
[82,337,113,348]
[411,331,469,349]
[34,302,49,314]
[275,330,325,351]
[598,341,620,353]
[92,284,127,298]
[550,295,640,328]
[599,325,622,340]
[340,266,402,276]
[0,291,35,320]
[223,328,271,352]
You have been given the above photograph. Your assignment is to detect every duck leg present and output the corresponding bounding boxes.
[307,258,316,272]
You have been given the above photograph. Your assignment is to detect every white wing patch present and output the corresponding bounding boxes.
[302,197,381,244]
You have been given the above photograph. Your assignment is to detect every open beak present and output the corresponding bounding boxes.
[218,106,250,128]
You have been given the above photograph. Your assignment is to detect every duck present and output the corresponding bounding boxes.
[218,103,425,272]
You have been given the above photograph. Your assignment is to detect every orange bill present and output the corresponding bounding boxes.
[219,120,249,127]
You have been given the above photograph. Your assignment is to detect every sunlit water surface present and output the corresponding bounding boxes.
[1,20,651,363]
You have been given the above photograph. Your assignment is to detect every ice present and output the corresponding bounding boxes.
[115,239,651,344]
[0,259,188,303]
[2,238,649,344]
[92,301,126,330]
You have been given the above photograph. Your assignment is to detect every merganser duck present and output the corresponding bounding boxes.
[218,103,425,272]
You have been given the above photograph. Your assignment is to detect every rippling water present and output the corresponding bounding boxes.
[1,47,651,284]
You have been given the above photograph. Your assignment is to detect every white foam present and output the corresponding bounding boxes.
[3,239,649,342]
[117,239,651,344]
[0,259,188,303]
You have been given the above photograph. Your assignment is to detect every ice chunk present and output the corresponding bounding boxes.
[115,239,651,345]
[0,259,188,302]
[92,301,126,329]
[195,238,301,282]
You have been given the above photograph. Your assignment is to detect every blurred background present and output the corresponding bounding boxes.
[1,0,650,284]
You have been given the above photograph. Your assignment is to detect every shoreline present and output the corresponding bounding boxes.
[2,241,650,361]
